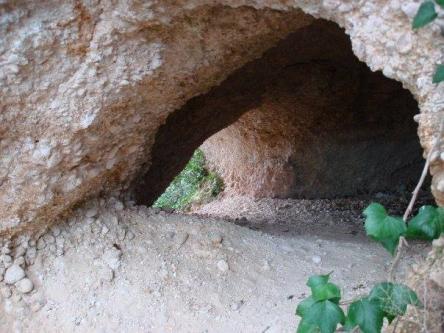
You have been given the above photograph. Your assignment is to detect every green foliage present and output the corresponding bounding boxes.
[296,274,345,333]
[363,203,407,255]
[412,1,444,83]
[345,297,384,333]
[363,203,444,254]
[153,149,223,211]
[412,1,437,29]
[432,64,444,83]
[405,205,444,240]
[296,199,442,333]
[369,282,422,317]
[296,275,421,333]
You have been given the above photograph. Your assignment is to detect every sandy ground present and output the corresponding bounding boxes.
[0,196,431,333]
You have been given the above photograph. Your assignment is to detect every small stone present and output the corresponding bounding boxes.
[432,237,444,249]
[102,248,122,270]
[43,234,55,244]
[126,230,135,240]
[311,255,322,264]
[14,256,25,267]
[217,259,229,272]
[14,246,26,257]
[114,201,124,211]
[1,254,12,264]
[31,300,44,312]
[86,207,98,218]
[1,247,11,255]
[101,225,109,235]
[26,247,37,259]
[102,267,114,282]
[4,265,25,284]
[51,226,61,237]
[15,278,33,294]
[176,232,188,247]
[0,286,12,298]
[209,233,223,245]
[401,2,420,18]
[230,300,244,311]
[0,266,4,281]
[36,239,46,250]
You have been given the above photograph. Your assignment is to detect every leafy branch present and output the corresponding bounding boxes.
[413,0,444,83]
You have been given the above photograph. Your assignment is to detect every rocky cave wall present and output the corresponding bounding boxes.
[200,20,424,199]
[1,0,444,235]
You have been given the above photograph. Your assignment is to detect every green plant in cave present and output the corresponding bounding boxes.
[413,0,444,83]
[153,149,224,211]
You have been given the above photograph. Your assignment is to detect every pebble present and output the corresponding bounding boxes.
[51,226,61,237]
[1,254,12,265]
[36,239,46,250]
[16,278,34,294]
[14,256,25,267]
[43,234,55,244]
[176,232,189,247]
[31,300,44,313]
[86,207,98,218]
[1,247,11,255]
[0,286,12,298]
[114,201,124,211]
[209,233,223,245]
[311,255,322,264]
[102,248,122,270]
[4,264,25,284]
[230,301,244,311]
[217,259,229,272]
[0,266,4,281]
[14,246,26,257]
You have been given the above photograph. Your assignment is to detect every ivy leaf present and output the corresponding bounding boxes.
[301,300,345,333]
[346,297,384,333]
[433,64,444,84]
[363,203,407,255]
[312,283,341,304]
[436,0,444,8]
[369,282,422,317]
[296,296,317,317]
[297,319,321,333]
[412,1,437,29]
[406,206,442,240]
[307,274,331,289]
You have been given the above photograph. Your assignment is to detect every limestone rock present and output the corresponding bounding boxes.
[4,265,25,285]
[15,278,34,294]
[0,1,442,236]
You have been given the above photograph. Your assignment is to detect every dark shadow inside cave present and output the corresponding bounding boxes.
[133,19,427,207]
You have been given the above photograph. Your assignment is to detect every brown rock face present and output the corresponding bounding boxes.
[200,21,423,199]
[1,1,444,234]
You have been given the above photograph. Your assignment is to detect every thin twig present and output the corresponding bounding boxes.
[403,119,444,222]
[389,119,444,283]
[389,236,408,282]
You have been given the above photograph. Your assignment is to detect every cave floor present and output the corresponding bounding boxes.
[0,196,431,333]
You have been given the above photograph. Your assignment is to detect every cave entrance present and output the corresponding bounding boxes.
[136,19,428,214]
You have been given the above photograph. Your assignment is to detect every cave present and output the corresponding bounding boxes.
[135,19,424,206]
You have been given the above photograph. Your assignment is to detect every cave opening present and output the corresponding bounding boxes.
[135,19,431,217]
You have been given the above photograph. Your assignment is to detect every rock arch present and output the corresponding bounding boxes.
[0,1,443,234]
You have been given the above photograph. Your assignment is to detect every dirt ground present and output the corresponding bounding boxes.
[0,195,431,332]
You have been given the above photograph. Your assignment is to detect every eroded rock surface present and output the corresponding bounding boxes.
[1,1,444,235]
[201,20,423,199]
